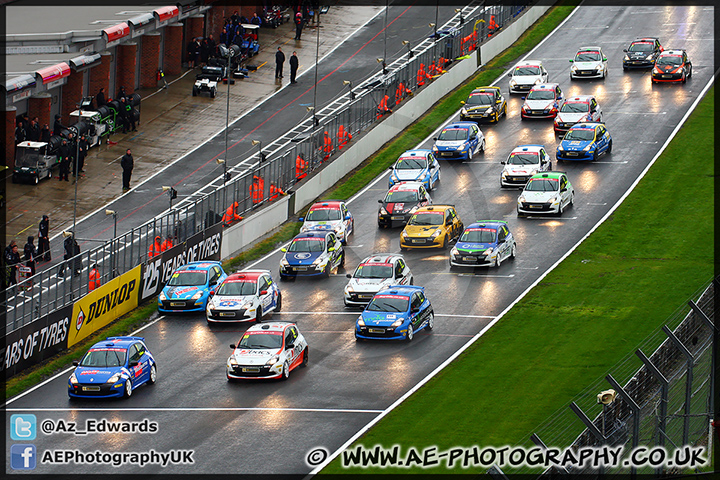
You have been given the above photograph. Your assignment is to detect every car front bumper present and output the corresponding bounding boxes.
[557,150,594,161]
[207,308,254,322]
[378,212,411,227]
[521,110,557,119]
[518,202,560,215]
[651,72,684,82]
[227,364,283,380]
[450,254,494,267]
[158,298,207,313]
[571,69,604,78]
[280,265,326,277]
[401,235,445,249]
[344,291,378,306]
[501,174,532,187]
[68,382,125,398]
[355,325,408,340]
[623,59,654,68]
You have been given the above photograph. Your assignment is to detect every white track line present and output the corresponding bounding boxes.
[276,311,494,318]
[6,407,383,413]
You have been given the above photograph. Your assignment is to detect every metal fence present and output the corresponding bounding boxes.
[4,3,529,332]
[503,278,716,477]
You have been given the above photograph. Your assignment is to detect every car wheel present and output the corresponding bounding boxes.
[409,277,414,285]
[569,192,574,206]
[192,88,198,96]
[400,245,407,252]
[47,169,53,180]
[123,379,133,398]
[148,364,157,385]
[323,263,330,278]
[480,138,486,152]
[510,243,517,259]
[426,312,434,331]
[256,307,263,323]
[442,235,448,249]
[281,361,290,380]
[339,252,345,268]
[302,347,309,367]
[688,65,692,78]
[210,89,216,98]
[275,292,282,312]
[548,162,553,170]
[494,111,499,123]
[592,149,598,161]
[33,175,39,185]
[406,324,414,342]
[682,72,686,84]
[557,200,564,217]
[607,140,613,154]
[517,208,525,218]
[495,253,502,268]
[355,335,363,342]
[503,103,507,117]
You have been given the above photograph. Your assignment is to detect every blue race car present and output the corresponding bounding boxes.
[387,150,441,191]
[432,121,485,161]
[450,221,517,268]
[279,230,345,279]
[556,122,613,162]
[68,336,156,399]
[158,261,228,313]
[355,285,434,341]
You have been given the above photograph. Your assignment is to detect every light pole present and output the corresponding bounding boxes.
[71,99,82,239]
[218,44,240,210]
[251,140,264,167]
[455,8,464,26]
[402,40,413,59]
[162,186,177,209]
[377,57,387,76]
[343,80,355,100]
[105,209,117,278]
[312,12,320,127]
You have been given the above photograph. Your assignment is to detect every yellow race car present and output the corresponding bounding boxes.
[400,205,463,250]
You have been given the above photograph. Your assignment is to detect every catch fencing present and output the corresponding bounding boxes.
[4,3,529,332]
[502,278,716,477]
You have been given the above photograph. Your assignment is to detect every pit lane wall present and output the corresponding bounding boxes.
[220,3,551,259]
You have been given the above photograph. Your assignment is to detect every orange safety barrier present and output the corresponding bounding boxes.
[337,125,352,150]
[295,154,308,180]
[222,201,243,226]
[148,236,162,258]
[376,95,392,119]
[250,175,264,204]
[268,184,285,201]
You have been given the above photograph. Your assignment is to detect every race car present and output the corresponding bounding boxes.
[556,122,612,162]
[206,270,281,323]
[227,322,308,380]
[432,122,485,161]
[623,37,663,69]
[355,285,433,342]
[651,49,692,84]
[158,261,228,313]
[500,145,552,188]
[400,205,463,250]
[378,181,432,228]
[299,200,354,244]
[569,46,608,79]
[387,150,440,191]
[517,172,575,217]
[459,86,507,123]
[68,336,156,399]
[507,60,549,94]
[279,230,344,279]
[450,221,516,268]
[192,66,222,98]
[553,95,602,134]
[520,83,563,119]
[344,254,414,307]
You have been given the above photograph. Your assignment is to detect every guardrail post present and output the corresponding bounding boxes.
[569,401,607,475]
[530,433,568,475]
[662,324,695,446]
[688,299,716,415]
[635,348,668,477]
[606,374,641,479]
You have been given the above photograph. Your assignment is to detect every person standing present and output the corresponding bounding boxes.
[289,51,299,84]
[58,138,70,181]
[28,118,41,142]
[95,87,106,108]
[275,47,285,79]
[40,123,50,143]
[117,85,127,102]
[6,242,21,286]
[77,134,88,173]
[89,264,101,291]
[53,114,65,136]
[63,235,82,276]
[23,236,37,276]
[294,10,304,40]
[187,38,198,68]
[37,214,51,261]
[121,148,134,191]
[15,120,26,144]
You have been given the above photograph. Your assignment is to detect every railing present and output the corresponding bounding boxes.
[3,2,529,332]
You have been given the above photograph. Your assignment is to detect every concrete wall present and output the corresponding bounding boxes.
[220,4,552,259]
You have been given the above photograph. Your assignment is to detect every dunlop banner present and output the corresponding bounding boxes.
[139,222,223,303]
[67,265,142,348]
[2,305,72,379]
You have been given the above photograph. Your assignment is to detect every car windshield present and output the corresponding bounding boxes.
[564,128,595,141]
[237,332,283,349]
[385,190,419,202]
[575,51,601,62]
[306,208,341,221]
[525,179,559,192]
[216,281,256,296]
[656,55,682,66]
[288,238,325,252]
[560,102,589,113]
[354,264,393,279]
[167,270,207,286]
[527,90,554,100]
[408,212,444,226]
[507,152,540,165]
[366,296,409,312]
[466,93,494,106]
[629,42,653,53]
[396,157,427,170]
[514,66,541,76]
[438,128,468,141]
[460,228,497,243]
[15,149,42,167]
[80,348,127,367]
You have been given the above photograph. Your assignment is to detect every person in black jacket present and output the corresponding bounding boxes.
[53,114,65,136]
[275,47,285,79]
[96,87,106,108]
[24,236,37,276]
[41,124,50,143]
[294,9,304,40]
[290,51,299,84]
[58,138,71,181]
[121,148,134,191]
[37,214,51,261]
[117,85,127,102]
[63,235,82,276]
[5,241,21,286]
[15,120,26,144]
[77,135,88,173]
[28,118,41,142]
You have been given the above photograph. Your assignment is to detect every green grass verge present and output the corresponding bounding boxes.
[322,76,715,474]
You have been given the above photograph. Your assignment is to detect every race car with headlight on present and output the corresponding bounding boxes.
[517,172,575,217]
[206,270,281,324]
[623,37,663,69]
[556,122,612,162]
[520,83,563,119]
[158,261,228,313]
[227,322,308,381]
[460,86,507,123]
[569,46,608,79]
[344,254,414,307]
[279,230,344,279]
[299,200,354,244]
[553,95,602,135]
[400,205,463,250]
[500,145,552,188]
[68,336,156,399]
[432,122,484,161]
[355,285,433,341]
[378,181,432,228]
[387,150,440,191]
[507,60,548,94]
[651,49,692,84]
[450,221,516,269]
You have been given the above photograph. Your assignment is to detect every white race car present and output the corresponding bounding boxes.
[553,95,602,135]
[569,46,608,79]
[206,270,281,323]
[344,254,413,307]
[507,60,548,94]
[500,145,552,188]
[227,322,308,381]
[299,200,354,244]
